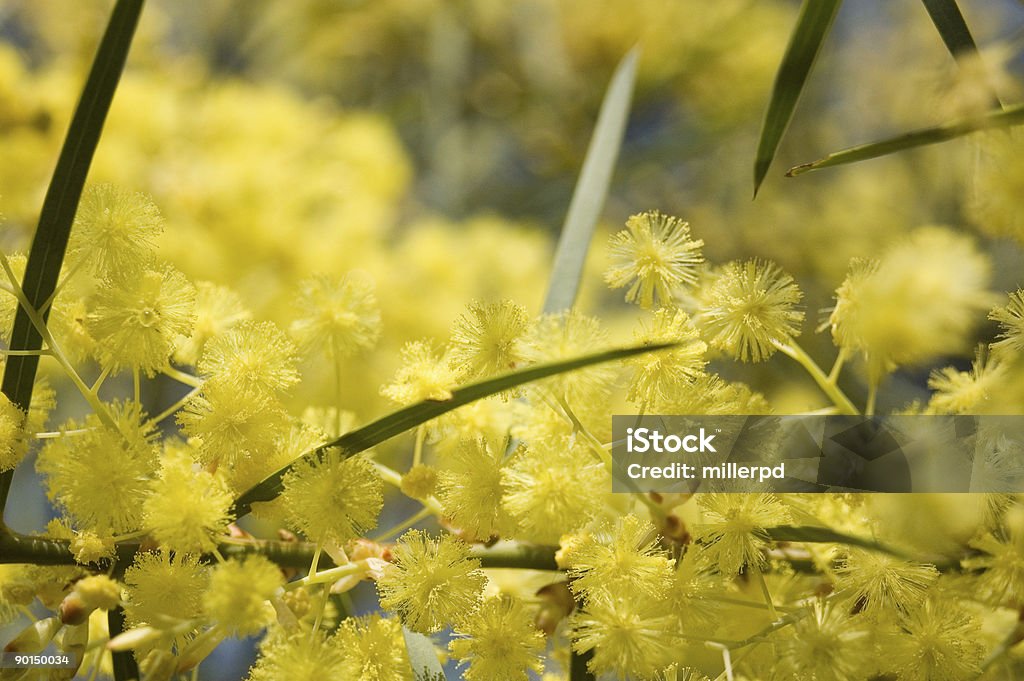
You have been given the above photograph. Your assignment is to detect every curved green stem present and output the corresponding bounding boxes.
[828,347,848,383]
[865,378,879,417]
[148,385,201,425]
[412,424,426,467]
[373,507,433,541]
[773,341,858,415]
[162,366,202,389]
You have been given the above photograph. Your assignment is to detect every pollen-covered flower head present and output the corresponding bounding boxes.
[828,227,995,378]
[927,347,1008,414]
[570,591,678,679]
[627,307,706,407]
[438,438,514,541]
[335,614,410,680]
[399,464,438,501]
[887,595,984,681]
[835,549,938,618]
[778,599,872,681]
[502,438,609,544]
[88,266,196,376]
[376,530,487,633]
[37,401,159,534]
[173,281,252,367]
[68,183,164,277]
[290,272,381,359]
[123,552,208,628]
[177,380,291,472]
[501,438,606,544]
[660,372,771,415]
[198,320,299,397]
[700,259,804,362]
[380,340,458,405]
[963,506,1024,608]
[281,450,383,544]
[448,299,530,381]
[449,595,546,681]
[565,514,674,603]
[0,393,25,472]
[143,447,232,554]
[605,211,704,308]
[693,492,790,575]
[990,288,1024,357]
[248,631,347,681]
[203,555,283,637]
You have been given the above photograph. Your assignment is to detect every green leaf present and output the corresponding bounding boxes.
[767,525,906,558]
[920,0,1001,108]
[0,0,145,520]
[402,627,448,681]
[921,0,999,109]
[229,342,673,519]
[542,47,638,314]
[753,0,842,197]
[108,608,140,681]
[786,103,1024,176]
[570,649,596,681]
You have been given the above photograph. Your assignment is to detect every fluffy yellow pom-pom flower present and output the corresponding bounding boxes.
[449,595,545,681]
[281,450,383,544]
[203,555,282,637]
[88,266,196,376]
[248,631,348,681]
[143,448,232,554]
[565,514,674,603]
[68,183,164,278]
[381,340,458,405]
[701,259,804,363]
[123,552,208,628]
[627,307,706,407]
[448,299,530,381]
[335,614,411,680]
[37,401,159,534]
[570,591,678,679]
[605,211,704,309]
[198,319,299,397]
[693,492,790,575]
[502,438,608,544]
[290,273,382,359]
[376,530,487,633]
[438,438,514,541]
[172,281,251,367]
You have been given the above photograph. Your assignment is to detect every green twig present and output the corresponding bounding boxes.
[773,341,858,415]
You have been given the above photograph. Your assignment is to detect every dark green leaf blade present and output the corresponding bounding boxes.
[0,0,145,520]
[570,649,596,681]
[402,627,448,681]
[786,102,1024,176]
[921,0,1001,108]
[767,525,906,558]
[921,0,978,55]
[753,0,842,197]
[229,342,674,519]
[921,0,999,107]
[543,47,638,314]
